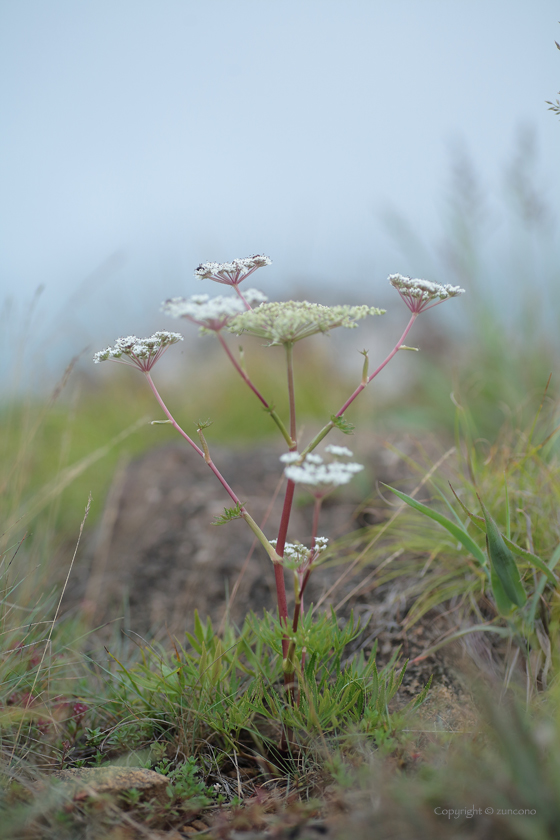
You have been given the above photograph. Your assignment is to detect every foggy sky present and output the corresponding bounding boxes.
[1,0,559,382]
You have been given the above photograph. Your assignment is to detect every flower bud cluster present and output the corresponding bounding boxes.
[195,255,272,285]
[389,274,465,313]
[229,301,384,346]
[269,537,328,568]
[161,289,268,333]
[93,331,183,371]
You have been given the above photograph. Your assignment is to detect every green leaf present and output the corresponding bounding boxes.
[502,538,557,584]
[449,483,485,531]
[213,502,243,525]
[490,566,516,616]
[382,484,487,567]
[330,414,355,435]
[449,483,557,584]
[479,499,527,608]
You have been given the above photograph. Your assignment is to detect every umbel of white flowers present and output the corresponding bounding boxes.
[161,289,268,333]
[388,274,465,313]
[195,255,272,285]
[269,537,329,565]
[93,331,183,371]
[228,301,385,346]
[280,449,364,488]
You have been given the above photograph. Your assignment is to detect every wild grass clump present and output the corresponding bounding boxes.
[338,378,560,697]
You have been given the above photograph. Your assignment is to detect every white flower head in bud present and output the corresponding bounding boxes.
[195,255,272,286]
[93,331,183,372]
[229,301,385,346]
[161,289,268,334]
[388,274,465,314]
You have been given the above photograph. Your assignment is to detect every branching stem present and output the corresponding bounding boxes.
[145,372,280,564]
[217,332,294,446]
[299,314,418,458]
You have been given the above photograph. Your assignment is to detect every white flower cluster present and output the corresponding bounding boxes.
[279,452,302,464]
[93,331,183,368]
[161,289,268,332]
[269,537,328,564]
[324,444,354,457]
[228,301,384,346]
[282,451,364,488]
[195,255,272,284]
[389,274,465,310]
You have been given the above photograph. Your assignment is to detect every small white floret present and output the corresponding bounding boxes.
[279,452,301,464]
[324,445,354,457]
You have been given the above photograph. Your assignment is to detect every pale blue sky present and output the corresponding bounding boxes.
[0,0,559,378]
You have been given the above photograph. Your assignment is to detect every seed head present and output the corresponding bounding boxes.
[93,331,183,372]
[389,274,465,314]
[195,255,271,286]
[229,301,384,346]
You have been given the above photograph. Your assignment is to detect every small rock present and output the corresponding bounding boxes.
[50,765,169,803]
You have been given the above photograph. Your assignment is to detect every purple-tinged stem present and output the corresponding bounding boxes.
[146,372,283,568]
[335,313,417,417]
[217,332,268,406]
[232,285,252,310]
[299,313,418,459]
[275,342,299,661]
[217,332,294,447]
[145,372,204,457]
[145,372,239,507]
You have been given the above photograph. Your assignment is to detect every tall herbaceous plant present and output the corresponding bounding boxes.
[94,256,464,698]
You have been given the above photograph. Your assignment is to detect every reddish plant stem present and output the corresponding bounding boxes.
[217,332,294,446]
[276,342,298,662]
[298,314,419,461]
[275,479,295,660]
[217,332,268,408]
[335,313,417,417]
[232,285,252,310]
[145,373,203,456]
[145,372,240,506]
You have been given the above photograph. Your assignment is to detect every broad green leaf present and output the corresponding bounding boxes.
[480,499,526,608]
[490,566,516,616]
[502,538,557,584]
[382,484,487,567]
[449,483,557,584]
